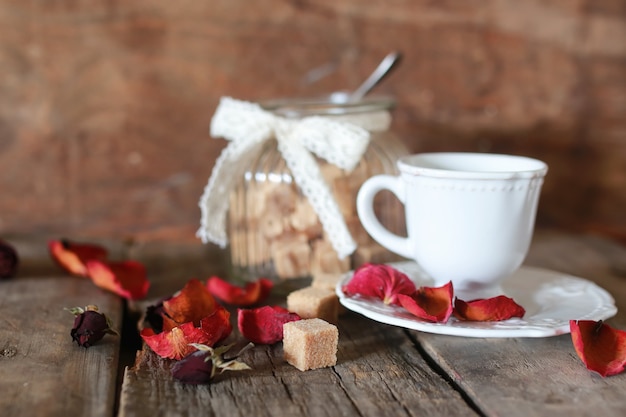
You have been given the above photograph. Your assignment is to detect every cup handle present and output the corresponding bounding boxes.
[357,175,412,259]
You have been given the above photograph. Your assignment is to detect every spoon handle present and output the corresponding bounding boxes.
[349,51,402,102]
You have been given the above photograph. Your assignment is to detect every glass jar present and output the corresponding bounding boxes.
[226,95,407,283]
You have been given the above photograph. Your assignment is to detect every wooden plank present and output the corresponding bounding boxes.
[119,312,474,417]
[413,230,626,417]
[0,275,123,417]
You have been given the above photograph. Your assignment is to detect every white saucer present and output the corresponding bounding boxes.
[336,262,617,338]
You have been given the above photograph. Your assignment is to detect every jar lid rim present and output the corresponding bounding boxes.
[261,93,395,118]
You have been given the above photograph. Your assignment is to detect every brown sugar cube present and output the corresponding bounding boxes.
[310,239,350,275]
[290,200,323,238]
[247,232,273,266]
[270,233,311,279]
[283,319,338,371]
[311,272,343,292]
[311,273,348,316]
[259,212,287,239]
[287,286,339,324]
[264,182,298,216]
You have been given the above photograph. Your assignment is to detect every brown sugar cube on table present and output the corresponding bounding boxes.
[311,272,344,291]
[311,273,348,315]
[287,286,339,324]
[283,318,338,371]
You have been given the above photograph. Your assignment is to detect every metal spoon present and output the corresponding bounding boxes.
[348,51,402,102]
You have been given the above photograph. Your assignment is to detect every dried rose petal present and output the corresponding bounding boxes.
[397,281,454,323]
[198,307,233,347]
[68,305,117,348]
[238,305,301,344]
[342,263,416,305]
[207,276,273,306]
[49,239,108,276]
[171,343,252,384]
[86,259,150,300]
[570,320,626,377]
[161,278,216,331]
[144,298,168,334]
[453,295,525,321]
[171,350,214,383]
[141,322,210,360]
[0,239,19,279]
[141,306,232,360]
[140,279,232,360]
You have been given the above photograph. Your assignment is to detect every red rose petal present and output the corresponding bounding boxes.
[141,322,210,360]
[49,239,108,276]
[207,276,273,307]
[342,263,416,305]
[397,281,454,323]
[570,320,626,377]
[259,278,273,302]
[453,295,525,321]
[86,260,150,300]
[141,298,232,360]
[199,306,233,347]
[162,279,216,330]
[237,305,301,344]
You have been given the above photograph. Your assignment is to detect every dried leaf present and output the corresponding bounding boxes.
[570,320,626,377]
[397,281,454,323]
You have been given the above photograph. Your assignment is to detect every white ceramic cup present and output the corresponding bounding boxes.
[357,152,548,296]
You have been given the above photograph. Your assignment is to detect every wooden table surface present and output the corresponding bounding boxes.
[2,230,626,417]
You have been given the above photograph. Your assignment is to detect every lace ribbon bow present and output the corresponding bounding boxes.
[197,97,371,259]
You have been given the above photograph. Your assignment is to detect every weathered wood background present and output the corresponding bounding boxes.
[0,0,624,244]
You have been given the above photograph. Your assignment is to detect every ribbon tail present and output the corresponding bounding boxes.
[196,144,236,246]
[276,135,357,259]
[198,97,276,246]
[197,141,265,247]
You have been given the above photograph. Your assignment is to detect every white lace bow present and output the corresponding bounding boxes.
[197,97,372,259]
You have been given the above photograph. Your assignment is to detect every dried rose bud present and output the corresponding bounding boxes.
[67,305,118,348]
[0,239,19,279]
[171,343,252,385]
